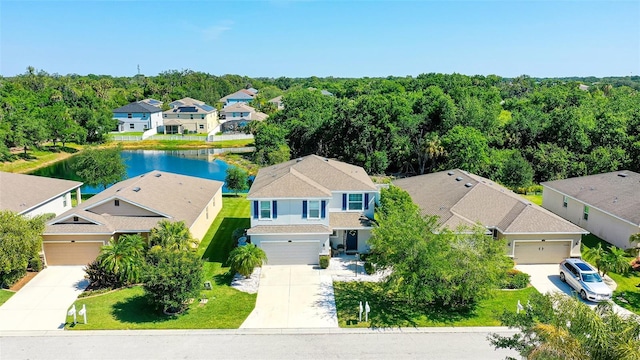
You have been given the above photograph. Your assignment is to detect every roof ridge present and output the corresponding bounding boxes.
[289,167,331,195]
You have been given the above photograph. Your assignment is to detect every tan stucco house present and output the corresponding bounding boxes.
[42,171,223,266]
[0,172,82,217]
[162,97,218,134]
[542,170,640,250]
[247,155,379,265]
[393,170,587,264]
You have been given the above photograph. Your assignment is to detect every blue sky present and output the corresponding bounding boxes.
[1,1,638,78]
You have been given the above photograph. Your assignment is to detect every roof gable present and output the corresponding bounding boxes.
[0,172,82,215]
[113,102,162,114]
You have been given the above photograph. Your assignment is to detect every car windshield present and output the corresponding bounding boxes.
[582,272,602,282]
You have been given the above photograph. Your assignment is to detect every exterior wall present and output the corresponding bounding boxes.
[23,191,75,217]
[250,233,328,255]
[221,111,252,121]
[162,112,219,133]
[543,187,639,249]
[113,112,156,132]
[330,229,372,254]
[250,198,331,228]
[150,112,164,129]
[328,191,376,218]
[502,232,582,257]
[88,199,161,217]
[189,190,223,241]
[42,233,111,243]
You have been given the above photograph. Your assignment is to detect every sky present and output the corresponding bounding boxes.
[1,0,638,78]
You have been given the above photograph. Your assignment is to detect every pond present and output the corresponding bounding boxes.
[31,149,247,194]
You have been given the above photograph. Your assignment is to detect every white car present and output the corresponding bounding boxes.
[559,258,612,302]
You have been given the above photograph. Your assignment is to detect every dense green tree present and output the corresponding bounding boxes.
[96,234,146,285]
[0,211,46,287]
[148,220,196,252]
[224,167,248,196]
[72,144,126,189]
[440,125,490,174]
[228,244,267,278]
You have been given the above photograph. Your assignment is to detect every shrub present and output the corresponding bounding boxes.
[364,261,375,275]
[502,269,530,289]
[228,244,267,278]
[84,260,122,289]
[28,256,43,272]
[319,255,330,269]
[0,269,25,288]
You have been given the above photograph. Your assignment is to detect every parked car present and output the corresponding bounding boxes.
[559,258,613,302]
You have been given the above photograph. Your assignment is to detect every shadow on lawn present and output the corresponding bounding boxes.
[334,282,476,328]
[111,294,181,324]
[201,217,250,265]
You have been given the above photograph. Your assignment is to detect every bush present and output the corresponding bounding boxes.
[29,256,43,272]
[502,269,530,289]
[0,269,25,288]
[85,260,122,289]
[228,244,267,278]
[319,255,330,269]
[364,261,375,275]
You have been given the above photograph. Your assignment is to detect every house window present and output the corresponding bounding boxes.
[563,196,568,208]
[348,194,363,210]
[583,205,589,221]
[62,196,67,207]
[190,115,194,119]
[129,124,135,129]
[308,200,320,219]
[260,201,272,219]
[127,113,132,119]
[144,125,148,130]
[115,199,120,207]
[199,124,204,129]
[73,216,79,222]
[164,114,167,118]
[201,115,205,119]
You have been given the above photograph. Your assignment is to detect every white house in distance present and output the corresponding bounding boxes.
[219,89,256,108]
[394,170,587,264]
[112,102,164,132]
[247,155,379,265]
[218,103,268,132]
[542,170,640,249]
[42,171,223,266]
[0,172,82,217]
[162,97,218,134]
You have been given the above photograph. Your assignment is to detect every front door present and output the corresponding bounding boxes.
[346,230,358,251]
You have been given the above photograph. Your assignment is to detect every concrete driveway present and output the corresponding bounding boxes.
[0,266,88,330]
[241,265,338,328]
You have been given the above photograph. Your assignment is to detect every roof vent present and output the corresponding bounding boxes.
[155,173,162,177]
[464,183,473,188]
[618,173,628,177]
[447,171,455,176]
[296,158,302,162]
[132,187,141,192]
[455,177,463,181]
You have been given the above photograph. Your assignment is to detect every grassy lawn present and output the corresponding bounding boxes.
[521,194,543,206]
[0,289,14,306]
[116,138,254,151]
[581,234,640,314]
[0,144,83,174]
[66,195,255,330]
[71,193,96,207]
[334,281,538,327]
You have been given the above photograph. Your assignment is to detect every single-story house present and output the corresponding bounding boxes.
[542,170,640,249]
[112,102,164,133]
[0,172,82,217]
[393,170,587,264]
[162,97,218,134]
[247,155,379,265]
[42,171,223,266]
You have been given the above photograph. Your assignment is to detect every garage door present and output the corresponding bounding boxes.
[514,241,571,264]
[260,241,319,265]
[43,242,103,266]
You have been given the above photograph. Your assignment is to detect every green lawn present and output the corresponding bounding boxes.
[521,194,543,206]
[0,144,82,173]
[0,289,14,306]
[581,234,640,314]
[334,282,538,327]
[66,195,255,329]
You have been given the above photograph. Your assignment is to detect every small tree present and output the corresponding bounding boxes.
[96,234,146,285]
[629,233,640,259]
[228,244,267,278]
[582,242,607,275]
[143,249,203,314]
[149,220,196,251]
[0,211,45,287]
[601,246,629,277]
[72,144,126,189]
[224,167,248,196]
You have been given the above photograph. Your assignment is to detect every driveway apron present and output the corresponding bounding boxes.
[241,265,338,328]
[0,266,88,330]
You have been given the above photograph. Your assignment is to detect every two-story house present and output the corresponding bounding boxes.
[162,97,218,134]
[247,155,378,265]
[112,102,164,132]
[219,89,256,108]
[219,103,268,132]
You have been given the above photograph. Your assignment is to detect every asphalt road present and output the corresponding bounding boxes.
[0,328,518,360]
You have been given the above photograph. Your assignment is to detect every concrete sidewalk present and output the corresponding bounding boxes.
[0,266,88,331]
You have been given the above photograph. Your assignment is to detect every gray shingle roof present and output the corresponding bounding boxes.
[542,170,640,225]
[248,155,377,199]
[393,170,586,235]
[0,172,82,215]
[219,90,255,103]
[113,102,162,114]
[329,213,375,229]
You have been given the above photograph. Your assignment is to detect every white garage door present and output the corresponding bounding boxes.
[43,242,103,266]
[260,241,319,265]
[514,241,571,264]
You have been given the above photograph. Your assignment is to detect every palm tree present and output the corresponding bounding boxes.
[228,244,267,278]
[97,234,146,285]
[149,220,196,251]
[601,246,630,277]
[582,242,607,276]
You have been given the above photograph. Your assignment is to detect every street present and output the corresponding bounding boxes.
[0,328,518,360]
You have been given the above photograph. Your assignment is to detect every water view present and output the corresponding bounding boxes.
[31,150,243,194]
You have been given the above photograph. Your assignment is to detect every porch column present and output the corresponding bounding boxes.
[76,188,82,205]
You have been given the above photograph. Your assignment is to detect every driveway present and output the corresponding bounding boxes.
[0,266,88,330]
[240,265,338,328]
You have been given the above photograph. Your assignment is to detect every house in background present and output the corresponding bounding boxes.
[138,98,163,108]
[0,172,82,217]
[394,170,587,264]
[112,102,164,132]
[268,95,284,110]
[542,170,640,249]
[247,155,379,265]
[42,171,223,266]
[219,89,256,108]
[162,97,218,134]
[219,103,268,132]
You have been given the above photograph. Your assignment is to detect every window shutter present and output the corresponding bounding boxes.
[302,201,308,219]
[342,194,347,211]
[364,193,369,210]
[273,201,278,219]
[253,201,258,219]
[321,200,326,218]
